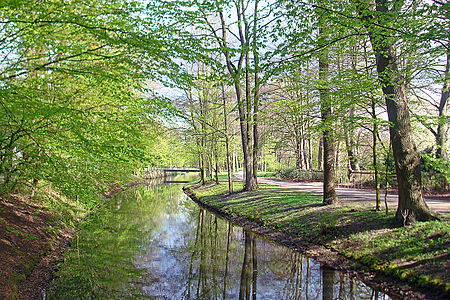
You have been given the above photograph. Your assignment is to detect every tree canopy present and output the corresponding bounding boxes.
[1,0,448,223]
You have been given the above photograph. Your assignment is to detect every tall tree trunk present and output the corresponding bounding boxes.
[303,136,309,170]
[186,89,205,184]
[319,15,337,205]
[200,154,206,184]
[318,137,323,171]
[295,129,303,170]
[214,149,219,184]
[200,87,208,184]
[242,0,257,191]
[347,49,360,180]
[436,51,449,160]
[222,84,233,194]
[218,6,257,191]
[353,0,436,224]
[233,141,237,172]
[243,2,258,191]
[235,81,257,191]
[345,117,360,177]
[372,97,381,211]
[210,158,214,180]
[252,0,260,184]
[335,136,340,181]
[308,138,313,170]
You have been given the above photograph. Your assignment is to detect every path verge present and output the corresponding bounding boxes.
[184,181,449,300]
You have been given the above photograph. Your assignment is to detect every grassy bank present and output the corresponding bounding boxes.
[184,180,449,299]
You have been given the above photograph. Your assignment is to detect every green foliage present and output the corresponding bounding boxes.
[318,213,339,235]
[275,168,324,181]
[422,153,450,184]
[5,226,37,241]
[257,171,276,177]
[0,0,182,206]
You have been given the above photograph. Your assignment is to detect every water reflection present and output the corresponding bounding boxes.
[49,178,393,299]
[157,208,392,300]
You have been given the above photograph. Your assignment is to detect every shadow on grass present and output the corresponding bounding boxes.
[192,182,450,295]
[201,186,398,245]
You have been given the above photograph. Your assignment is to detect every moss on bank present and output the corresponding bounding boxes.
[184,180,449,298]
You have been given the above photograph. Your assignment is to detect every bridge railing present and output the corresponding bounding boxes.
[140,167,200,179]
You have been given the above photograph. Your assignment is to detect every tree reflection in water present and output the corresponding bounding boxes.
[178,208,392,300]
[49,180,394,299]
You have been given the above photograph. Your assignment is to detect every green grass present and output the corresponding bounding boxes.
[32,184,90,227]
[257,171,277,177]
[5,226,38,241]
[186,181,450,295]
[337,220,449,262]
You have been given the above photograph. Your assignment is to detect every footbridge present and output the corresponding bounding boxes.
[161,167,200,174]
[141,167,200,183]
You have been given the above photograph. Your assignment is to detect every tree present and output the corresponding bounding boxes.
[318,12,338,205]
[0,0,176,204]
[352,0,437,224]
[436,50,449,160]
[213,0,260,191]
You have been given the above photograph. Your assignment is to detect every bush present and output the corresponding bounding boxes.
[275,168,324,181]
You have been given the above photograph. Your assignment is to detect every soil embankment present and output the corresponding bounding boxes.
[0,194,74,299]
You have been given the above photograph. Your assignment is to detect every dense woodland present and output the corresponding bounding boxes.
[0,0,448,224]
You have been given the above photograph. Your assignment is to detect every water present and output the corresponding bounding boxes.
[48,177,393,299]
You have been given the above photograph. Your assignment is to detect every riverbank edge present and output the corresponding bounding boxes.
[183,183,448,300]
[2,177,163,299]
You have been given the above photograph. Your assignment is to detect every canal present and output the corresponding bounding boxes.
[47,176,392,299]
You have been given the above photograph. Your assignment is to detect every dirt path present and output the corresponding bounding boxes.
[236,172,450,215]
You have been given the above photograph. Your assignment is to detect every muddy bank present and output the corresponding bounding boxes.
[183,183,448,300]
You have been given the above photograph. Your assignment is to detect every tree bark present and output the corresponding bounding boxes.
[345,115,360,178]
[318,137,323,171]
[235,81,257,191]
[308,138,312,170]
[218,5,257,191]
[303,136,310,170]
[319,15,337,205]
[252,0,260,184]
[214,149,219,184]
[222,84,233,194]
[346,50,360,180]
[353,0,436,224]
[372,97,381,211]
[436,51,449,160]
[295,128,303,170]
